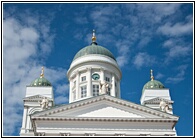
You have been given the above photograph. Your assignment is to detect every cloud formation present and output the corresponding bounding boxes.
[166,65,188,83]
[133,52,156,69]
[3,9,68,136]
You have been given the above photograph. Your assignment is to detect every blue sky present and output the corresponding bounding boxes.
[3,2,193,136]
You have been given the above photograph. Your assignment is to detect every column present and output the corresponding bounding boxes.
[87,68,92,97]
[118,81,121,98]
[69,78,73,103]
[100,68,104,83]
[111,74,115,97]
[76,71,80,99]
[21,106,28,133]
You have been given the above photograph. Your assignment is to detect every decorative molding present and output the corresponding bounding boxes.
[60,133,70,136]
[67,56,122,79]
[23,95,53,102]
[31,117,178,123]
[36,132,45,136]
[115,133,126,136]
[143,97,174,104]
[31,95,178,120]
[85,133,96,136]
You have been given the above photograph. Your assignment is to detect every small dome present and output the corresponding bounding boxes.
[73,43,116,61]
[142,80,165,92]
[142,69,165,92]
[30,67,52,87]
[30,77,52,86]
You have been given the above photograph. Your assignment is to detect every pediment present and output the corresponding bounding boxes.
[143,97,174,104]
[23,95,51,101]
[31,95,178,120]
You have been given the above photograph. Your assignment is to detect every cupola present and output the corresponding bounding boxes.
[142,69,164,93]
[73,30,116,61]
[30,67,52,86]
[67,30,121,103]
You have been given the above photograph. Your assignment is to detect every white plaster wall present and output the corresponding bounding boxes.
[34,120,177,136]
[140,89,171,104]
[26,86,53,98]
[67,55,121,103]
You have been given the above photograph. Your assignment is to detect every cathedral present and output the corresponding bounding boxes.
[20,30,179,136]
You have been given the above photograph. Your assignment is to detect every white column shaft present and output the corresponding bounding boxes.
[118,82,121,98]
[87,68,92,97]
[21,107,28,129]
[111,74,115,97]
[76,72,80,99]
[100,68,104,82]
[69,79,73,103]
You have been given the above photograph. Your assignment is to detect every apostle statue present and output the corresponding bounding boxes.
[159,100,170,113]
[99,81,109,95]
[39,97,49,110]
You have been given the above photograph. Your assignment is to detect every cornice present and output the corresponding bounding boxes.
[32,95,178,120]
[67,55,122,79]
[143,97,174,104]
[31,116,178,123]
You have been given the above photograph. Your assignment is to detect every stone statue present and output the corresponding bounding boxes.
[159,100,170,113]
[99,81,109,94]
[39,97,49,110]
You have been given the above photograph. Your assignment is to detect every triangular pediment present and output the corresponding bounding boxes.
[31,95,178,120]
[23,95,51,101]
[143,97,174,104]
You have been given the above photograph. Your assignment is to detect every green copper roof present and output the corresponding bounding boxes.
[142,80,165,93]
[73,43,116,61]
[30,77,52,86]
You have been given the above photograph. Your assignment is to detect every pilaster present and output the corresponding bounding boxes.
[76,71,80,99]
[111,74,115,97]
[87,68,92,97]
[69,78,73,103]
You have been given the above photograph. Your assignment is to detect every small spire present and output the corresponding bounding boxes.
[40,67,44,78]
[91,29,97,45]
[150,69,154,81]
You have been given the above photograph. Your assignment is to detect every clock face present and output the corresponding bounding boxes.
[92,73,100,80]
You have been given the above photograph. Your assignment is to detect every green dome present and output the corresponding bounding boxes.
[30,77,52,86]
[142,79,165,92]
[73,43,116,61]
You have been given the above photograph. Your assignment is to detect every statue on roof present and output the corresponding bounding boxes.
[159,100,170,113]
[39,97,49,110]
[99,81,110,95]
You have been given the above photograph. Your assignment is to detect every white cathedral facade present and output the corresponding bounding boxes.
[20,31,179,136]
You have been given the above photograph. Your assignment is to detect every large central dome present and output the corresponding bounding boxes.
[73,43,116,61]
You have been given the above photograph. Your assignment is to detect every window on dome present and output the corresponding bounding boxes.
[73,81,76,87]
[115,91,118,97]
[93,85,99,96]
[73,90,76,100]
[107,87,111,95]
[81,85,87,98]
[81,76,86,82]
[105,77,110,82]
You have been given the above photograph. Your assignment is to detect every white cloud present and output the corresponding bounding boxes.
[166,65,188,83]
[155,73,164,80]
[163,38,192,63]
[116,56,128,68]
[133,52,156,69]
[3,11,67,136]
[157,20,193,36]
[115,40,131,67]
[88,4,183,69]
[55,84,69,94]
[74,17,88,24]
[55,95,69,104]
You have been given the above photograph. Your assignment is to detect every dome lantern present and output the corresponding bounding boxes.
[30,67,52,87]
[91,29,97,45]
[142,69,165,93]
[72,30,116,61]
